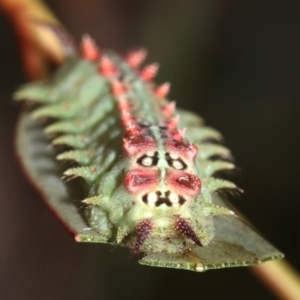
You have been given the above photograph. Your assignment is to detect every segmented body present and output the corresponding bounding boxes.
[15,37,241,256]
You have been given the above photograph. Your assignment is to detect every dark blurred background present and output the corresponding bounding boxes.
[0,1,299,299]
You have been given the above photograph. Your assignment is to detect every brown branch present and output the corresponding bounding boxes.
[251,260,300,300]
[0,0,65,79]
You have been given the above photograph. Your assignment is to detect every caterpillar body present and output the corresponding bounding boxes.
[15,36,283,271]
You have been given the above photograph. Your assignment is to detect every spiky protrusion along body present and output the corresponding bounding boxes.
[15,36,241,256]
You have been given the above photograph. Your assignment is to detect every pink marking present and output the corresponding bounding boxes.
[133,219,153,254]
[140,63,159,81]
[99,55,116,77]
[162,101,176,117]
[155,82,170,99]
[126,49,147,68]
[125,169,159,194]
[81,35,101,61]
[167,171,201,197]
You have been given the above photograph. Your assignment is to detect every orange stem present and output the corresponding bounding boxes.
[0,0,64,79]
[251,260,300,300]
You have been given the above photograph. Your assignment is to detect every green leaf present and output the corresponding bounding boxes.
[16,112,283,272]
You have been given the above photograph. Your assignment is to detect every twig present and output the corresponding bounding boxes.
[251,260,300,300]
[0,0,64,79]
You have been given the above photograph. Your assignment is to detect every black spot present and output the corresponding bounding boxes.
[178,196,186,205]
[152,152,159,165]
[156,197,172,207]
[155,191,172,206]
[165,152,173,166]
[142,194,148,204]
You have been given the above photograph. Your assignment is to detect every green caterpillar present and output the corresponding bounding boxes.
[15,35,283,271]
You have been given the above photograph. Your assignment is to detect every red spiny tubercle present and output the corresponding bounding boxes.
[81,35,101,61]
[165,140,198,160]
[100,55,116,77]
[112,80,126,96]
[119,102,136,130]
[126,49,148,68]
[111,82,136,131]
[162,101,176,117]
[171,130,185,142]
[174,217,202,246]
[123,135,156,156]
[140,63,159,81]
[167,115,180,131]
[178,128,186,139]
[155,82,171,99]
[133,220,153,254]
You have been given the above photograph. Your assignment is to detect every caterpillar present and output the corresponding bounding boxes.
[15,34,283,272]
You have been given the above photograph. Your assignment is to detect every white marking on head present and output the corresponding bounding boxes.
[169,192,179,204]
[172,160,184,170]
[141,156,154,167]
[147,192,158,207]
